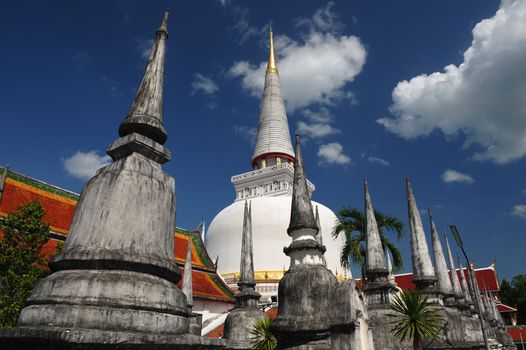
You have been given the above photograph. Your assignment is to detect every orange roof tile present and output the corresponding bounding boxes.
[0,167,234,303]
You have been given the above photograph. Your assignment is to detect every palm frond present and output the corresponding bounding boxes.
[387,289,444,349]
[250,317,277,350]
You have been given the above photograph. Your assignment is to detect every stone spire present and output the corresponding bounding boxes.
[458,256,473,306]
[284,136,322,259]
[118,12,169,145]
[238,201,255,290]
[251,29,294,169]
[386,249,396,285]
[429,209,455,301]
[315,205,327,266]
[406,178,436,292]
[182,241,193,308]
[0,165,9,204]
[224,201,265,345]
[364,179,388,278]
[363,179,396,307]
[15,13,192,338]
[444,233,464,301]
[272,136,335,348]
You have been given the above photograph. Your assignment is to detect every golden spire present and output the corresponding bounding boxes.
[266,27,278,74]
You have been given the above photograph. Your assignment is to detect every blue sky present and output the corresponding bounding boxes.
[2,0,525,280]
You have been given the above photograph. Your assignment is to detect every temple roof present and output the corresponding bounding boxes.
[0,167,234,303]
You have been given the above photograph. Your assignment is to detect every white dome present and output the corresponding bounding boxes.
[205,196,346,280]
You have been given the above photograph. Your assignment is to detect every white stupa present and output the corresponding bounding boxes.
[205,29,346,300]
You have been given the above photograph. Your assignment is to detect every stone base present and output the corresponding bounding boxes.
[0,326,229,350]
[18,269,189,335]
[272,265,336,350]
[224,307,266,344]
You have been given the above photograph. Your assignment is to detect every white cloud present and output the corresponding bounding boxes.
[297,121,340,139]
[441,169,475,184]
[64,151,111,180]
[511,204,526,219]
[234,125,258,146]
[228,4,366,112]
[302,107,334,123]
[378,0,526,164]
[134,38,153,60]
[191,74,218,95]
[231,6,261,44]
[296,2,343,33]
[368,156,390,167]
[317,142,351,166]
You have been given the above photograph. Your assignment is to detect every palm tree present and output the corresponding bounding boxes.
[250,317,277,350]
[388,289,444,350]
[332,207,404,276]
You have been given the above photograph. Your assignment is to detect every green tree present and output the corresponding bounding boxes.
[500,275,526,324]
[388,289,444,350]
[332,207,404,276]
[250,317,277,350]
[0,200,51,327]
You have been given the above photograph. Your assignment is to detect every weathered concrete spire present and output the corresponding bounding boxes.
[364,179,388,277]
[315,205,327,266]
[386,249,396,284]
[118,12,169,145]
[429,209,454,299]
[0,165,9,204]
[251,29,294,169]
[224,201,265,346]
[458,256,473,305]
[182,241,193,307]
[272,135,335,348]
[287,136,318,236]
[238,201,255,290]
[445,233,464,300]
[406,178,436,291]
[14,13,191,338]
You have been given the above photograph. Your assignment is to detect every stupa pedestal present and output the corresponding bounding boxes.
[0,12,228,349]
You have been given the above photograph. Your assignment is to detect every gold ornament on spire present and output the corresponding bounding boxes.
[266,27,278,74]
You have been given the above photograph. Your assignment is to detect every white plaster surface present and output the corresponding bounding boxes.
[205,196,344,277]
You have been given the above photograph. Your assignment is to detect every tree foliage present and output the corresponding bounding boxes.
[500,274,526,324]
[332,206,404,275]
[250,317,277,350]
[0,200,52,327]
[388,289,444,350]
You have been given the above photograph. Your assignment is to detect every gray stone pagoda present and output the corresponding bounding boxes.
[271,136,337,349]
[183,241,203,336]
[361,180,400,350]
[224,201,266,348]
[406,177,438,296]
[0,12,225,349]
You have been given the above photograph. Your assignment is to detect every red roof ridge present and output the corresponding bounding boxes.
[3,167,79,197]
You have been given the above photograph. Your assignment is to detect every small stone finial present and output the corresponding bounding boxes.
[364,179,388,278]
[118,12,170,145]
[157,12,169,34]
[287,136,318,235]
[444,232,463,299]
[182,240,193,308]
[267,26,278,74]
[0,165,9,204]
[238,201,256,290]
[457,256,472,304]
[386,249,396,284]
[429,209,454,298]
[405,177,436,290]
[315,205,327,266]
